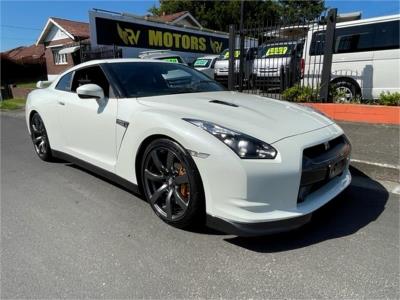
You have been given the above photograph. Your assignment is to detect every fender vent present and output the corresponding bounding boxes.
[209,100,238,107]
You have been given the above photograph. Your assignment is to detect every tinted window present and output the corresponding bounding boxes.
[374,20,399,50]
[55,71,73,91]
[219,49,241,60]
[158,56,183,63]
[71,65,110,97]
[335,25,374,53]
[310,20,400,55]
[108,62,225,98]
[258,43,297,58]
[194,58,212,68]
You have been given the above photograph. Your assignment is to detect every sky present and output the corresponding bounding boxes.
[1,0,399,52]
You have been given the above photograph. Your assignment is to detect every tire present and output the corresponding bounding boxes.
[140,138,205,229]
[30,112,53,161]
[331,80,360,103]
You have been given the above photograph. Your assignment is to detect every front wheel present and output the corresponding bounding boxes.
[141,138,205,229]
[30,112,53,161]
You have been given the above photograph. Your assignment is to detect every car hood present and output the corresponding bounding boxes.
[137,91,334,143]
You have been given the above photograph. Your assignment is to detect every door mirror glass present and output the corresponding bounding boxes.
[76,84,105,99]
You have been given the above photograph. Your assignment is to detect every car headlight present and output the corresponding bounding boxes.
[183,119,277,159]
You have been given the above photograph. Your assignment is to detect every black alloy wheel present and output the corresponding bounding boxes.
[30,113,52,161]
[141,139,204,228]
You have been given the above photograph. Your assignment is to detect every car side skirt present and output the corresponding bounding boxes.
[52,150,140,195]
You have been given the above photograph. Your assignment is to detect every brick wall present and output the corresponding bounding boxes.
[44,38,76,79]
[10,86,34,99]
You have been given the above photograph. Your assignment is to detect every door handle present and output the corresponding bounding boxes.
[58,101,65,106]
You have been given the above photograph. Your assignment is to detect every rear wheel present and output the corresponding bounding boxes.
[141,138,205,229]
[30,112,52,161]
[331,80,360,103]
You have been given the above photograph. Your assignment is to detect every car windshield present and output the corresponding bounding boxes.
[109,62,225,98]
[219,49,241,60]
[194,58,212,68]
[157,56,183,63]
[257,43,296,58]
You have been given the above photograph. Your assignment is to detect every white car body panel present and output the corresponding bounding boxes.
[26,58,351,235]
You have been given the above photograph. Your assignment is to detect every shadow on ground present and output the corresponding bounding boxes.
[225,166,389,252]
[60,160,389,246]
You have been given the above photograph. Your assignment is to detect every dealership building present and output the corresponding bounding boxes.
[36,10,229,80]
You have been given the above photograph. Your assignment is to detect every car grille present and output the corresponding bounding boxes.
[298,135,351,204]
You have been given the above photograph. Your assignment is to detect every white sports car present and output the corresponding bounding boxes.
[26,59,351,236]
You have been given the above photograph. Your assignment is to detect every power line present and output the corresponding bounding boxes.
[1,25,41,31]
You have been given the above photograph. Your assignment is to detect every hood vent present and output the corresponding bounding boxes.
[209,100,239,107]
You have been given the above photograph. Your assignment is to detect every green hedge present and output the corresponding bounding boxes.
[282,85,319,102]
[378,92,400,106]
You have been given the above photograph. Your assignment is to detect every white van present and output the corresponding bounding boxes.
[303,14,400,101]
[214,47,258,86]
[252,40,304,89]
[193,55,219,78]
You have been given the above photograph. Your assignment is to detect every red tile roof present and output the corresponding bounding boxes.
[152,11,189,23]
[51,17,89,39]
[3,44,45,61]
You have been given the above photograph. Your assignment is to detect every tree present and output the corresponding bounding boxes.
[148,1,325,31]
[148,0,282,32]
[278,0,325,23]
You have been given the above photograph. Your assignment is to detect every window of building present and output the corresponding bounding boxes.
[52,49,67,65]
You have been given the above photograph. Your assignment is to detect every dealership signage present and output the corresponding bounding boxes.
[95,17,228,54]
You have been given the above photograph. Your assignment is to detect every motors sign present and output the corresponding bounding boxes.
[95,17,228,54]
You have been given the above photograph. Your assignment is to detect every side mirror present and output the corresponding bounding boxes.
[76,84,104,99]
[36,80,52,89]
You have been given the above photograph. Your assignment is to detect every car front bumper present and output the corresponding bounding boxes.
[193,123,351,236]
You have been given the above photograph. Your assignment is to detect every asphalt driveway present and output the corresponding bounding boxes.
[1,113,399,299]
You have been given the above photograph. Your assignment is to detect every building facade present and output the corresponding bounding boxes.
[36,17,89,80]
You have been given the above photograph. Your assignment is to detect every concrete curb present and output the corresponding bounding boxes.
[306,103,400,125]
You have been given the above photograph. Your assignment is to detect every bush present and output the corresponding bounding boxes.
[378,91,400,106]
[282,85,319,102]
[0,98,26,110]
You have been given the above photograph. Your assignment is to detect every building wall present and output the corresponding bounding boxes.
[44,38,75,80]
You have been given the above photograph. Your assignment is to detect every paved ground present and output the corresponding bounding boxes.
[1,113,399,299]
[339,121,399,167]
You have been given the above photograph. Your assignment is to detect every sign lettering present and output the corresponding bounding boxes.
[96,17,228,54]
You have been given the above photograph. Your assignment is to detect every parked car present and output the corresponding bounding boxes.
[26,59,351,236]
[138,50,187,65]
[214,47,258,87]
[302,14,400,101]
[193,55,219,78]
[252,40,304,90]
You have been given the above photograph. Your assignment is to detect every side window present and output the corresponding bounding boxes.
[71,65,110,97]
[335,25,374,53]
[55,71,73,92]
[373,20,400,50]
[310,31,325,56]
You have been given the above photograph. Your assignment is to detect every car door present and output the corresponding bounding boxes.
[58,64,118,171]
